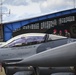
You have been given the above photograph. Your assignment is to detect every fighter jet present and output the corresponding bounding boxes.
[5,39,76,75]
[0,33,73,75]
[10,41,76,67]
[0,33,68,63]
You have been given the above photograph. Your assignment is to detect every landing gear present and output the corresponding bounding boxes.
[33,67,40,75]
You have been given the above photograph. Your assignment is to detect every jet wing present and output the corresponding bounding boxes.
[6,42,76,67]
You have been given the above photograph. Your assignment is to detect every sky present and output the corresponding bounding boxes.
[0,0,75,23]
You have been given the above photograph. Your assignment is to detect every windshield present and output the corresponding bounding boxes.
[3,36,44,47]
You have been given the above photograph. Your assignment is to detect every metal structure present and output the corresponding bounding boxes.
[0,0,10,22]
[74,0,76,8]
[0,0,10,41]
[0,0,4,41]
[3,8,76,41]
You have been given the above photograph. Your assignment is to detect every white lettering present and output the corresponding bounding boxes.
[59,16,75,24]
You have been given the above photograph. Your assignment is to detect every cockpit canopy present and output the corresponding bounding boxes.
[0,33,66,48]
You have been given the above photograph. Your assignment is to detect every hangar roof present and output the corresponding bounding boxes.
[3,8,76,25]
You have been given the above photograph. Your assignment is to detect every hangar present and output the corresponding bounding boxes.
[1,8,76,41]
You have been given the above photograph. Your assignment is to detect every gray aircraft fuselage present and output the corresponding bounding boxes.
[0,38,68,63]
[18,41,76,67]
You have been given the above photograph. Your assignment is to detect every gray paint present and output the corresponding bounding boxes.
[0,38,68,63]
[37,38,68,53]
[16,41,76,67]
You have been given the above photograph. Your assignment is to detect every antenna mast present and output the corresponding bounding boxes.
[74,0,75,8]
[0,0,2,24]
[0,0,10,41]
